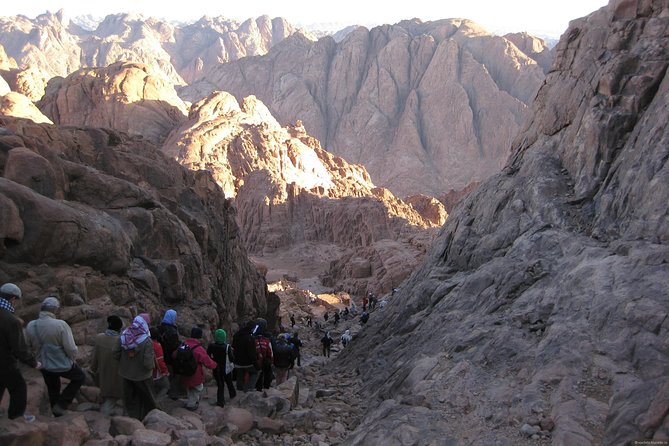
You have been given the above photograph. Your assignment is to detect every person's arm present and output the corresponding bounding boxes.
[12,321,37,368]
[112,337,121,360]
[142,339,155,372]
[61,322,78,361]
[155,342,169,376]
[197,345,218,370]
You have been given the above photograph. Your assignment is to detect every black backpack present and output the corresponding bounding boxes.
[173,343,200,376]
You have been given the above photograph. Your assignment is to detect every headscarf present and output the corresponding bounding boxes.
[161,309,177,325]
[120,315,150,350]
[214,329,227,344]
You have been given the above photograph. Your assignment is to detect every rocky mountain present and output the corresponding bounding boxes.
[338,0,669,444]
[161,90,443,294]
[0,114,269,350]
[0,10,303,96]
[38,61,189,144]
[34,59,443,294]
[186,19,551,198]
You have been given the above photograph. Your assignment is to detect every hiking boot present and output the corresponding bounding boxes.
[185,402,199,411]
[52,404,66,417]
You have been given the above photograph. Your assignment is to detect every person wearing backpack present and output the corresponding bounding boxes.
[207,329,236,407]
[149,327,169,402]
[254,325,274,391]
[273,334,296,385]
[232,321,258,392]
[289,332,303,366]
[173,327,217,411]
[113,314,157,420]
[340,329,352,348]
[157,309,181,399]
[321,332,333,357]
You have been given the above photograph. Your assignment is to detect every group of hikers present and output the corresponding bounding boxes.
[1,280,382,423]
[0,283,303,422]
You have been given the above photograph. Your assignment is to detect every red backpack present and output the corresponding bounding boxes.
[255,336,273,368]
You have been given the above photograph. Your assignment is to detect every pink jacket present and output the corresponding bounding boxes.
[181,338,217,388]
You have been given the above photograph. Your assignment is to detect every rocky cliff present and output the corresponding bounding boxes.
[162,91,443,294]
[188,19,551,198]
[0,10,303,94]
[0,115,269,353]
[339,0,669,445]
[38,61,189,144]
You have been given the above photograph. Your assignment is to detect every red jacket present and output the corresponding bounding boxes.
[152,340,169,379]
[179,338,217,388]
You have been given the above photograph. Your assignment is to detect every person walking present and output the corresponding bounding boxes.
[272,334,296,385]
[0,283,39,422]
[290,314,296,327]
[26,297,85,417]
[156,309,181,399]
[207,329,236,407]
[289,332,303,367]
[113,314,156,420]
[176,327,217,411]
[254,325,274,391]
[232,321,259,392]
[149,327,169,402]
[321,332,333,357]
[340,330,352,348]
[91,315,124,415]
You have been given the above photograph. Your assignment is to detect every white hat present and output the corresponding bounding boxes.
[0,283,22,299]
[41,296,60,310]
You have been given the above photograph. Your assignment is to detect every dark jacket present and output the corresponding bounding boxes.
[273,341,295,369]
[207,342,234,376]
[0,306,37,372]
[157,322,179,366]
[232,328,257,367]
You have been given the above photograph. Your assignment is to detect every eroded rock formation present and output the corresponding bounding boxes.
[0,116,269,355]
[38,61,188,144]
[190,19,550,197]
[340,0,669,444]
[163,91,444,294]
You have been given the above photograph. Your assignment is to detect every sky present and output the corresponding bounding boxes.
[2,0,609,39]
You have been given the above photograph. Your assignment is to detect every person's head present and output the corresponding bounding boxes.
[107,315,123,332]
[41,296,60,313]
[149,326,160,339]
[214,329,227,343]
[190,326,203,339]
[161,309,177,325]
[0,283,22,305]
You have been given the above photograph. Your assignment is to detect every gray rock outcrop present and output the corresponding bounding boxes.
[339,0,669,444]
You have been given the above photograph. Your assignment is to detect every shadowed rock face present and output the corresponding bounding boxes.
[188,19,550,198]
[0,116,269,348]
[338,1,669,444]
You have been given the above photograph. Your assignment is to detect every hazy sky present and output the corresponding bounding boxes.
[3,0,609,38]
